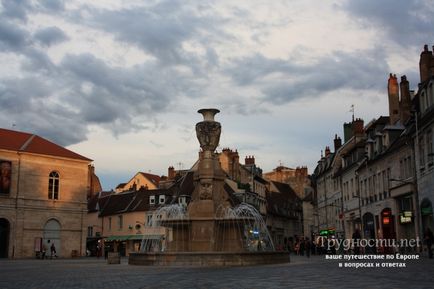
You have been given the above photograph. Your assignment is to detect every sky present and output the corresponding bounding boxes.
[1,0,433,190]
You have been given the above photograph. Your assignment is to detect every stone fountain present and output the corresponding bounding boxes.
[129,109,289,266]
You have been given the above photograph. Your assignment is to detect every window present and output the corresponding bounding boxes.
[419,137,425,167]
[400,196,413,211]
[48,171,59,200]
[421,92,426,113]
[159,195,165,204]
[87,226,93,237]
[0,160,12,195]
[108,217,112,231]
[428,84,433,108]
[147,214,153,226]
[118,215,123,230]
[149,195,155,205]
[178,196,187,206]
[427,131,433,165]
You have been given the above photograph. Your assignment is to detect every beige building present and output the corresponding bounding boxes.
[266,181,303,249]
[0,128,97,258]
[87,172,195,256]
[264,166,313,237]
[115,172,160,193]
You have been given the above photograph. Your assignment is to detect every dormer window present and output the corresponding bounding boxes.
[179,196,187,206]
[149,195,155,205]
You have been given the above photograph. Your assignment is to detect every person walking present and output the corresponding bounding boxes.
[50,243,57,259]
[305,238,311,258]
[352,229,361,255]
[41,243,47,259]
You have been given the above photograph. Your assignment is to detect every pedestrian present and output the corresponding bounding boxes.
[352,229,361,255]
[305,238,311,258]
[299,237,305,256]
[424,228,434,259]
[50,243,57,258]
[41,243,47,259]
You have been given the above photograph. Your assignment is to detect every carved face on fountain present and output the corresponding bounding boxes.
[199,178,213,200]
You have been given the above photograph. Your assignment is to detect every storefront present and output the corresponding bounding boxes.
[104,235,144,256]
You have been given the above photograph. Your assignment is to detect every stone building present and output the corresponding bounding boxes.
[414,44,434,234]
[114,172,161,193]
[219,148,240,182]
[263,166,313,237]
[0,128,97,258]
[263,166,308,199]
[312,45,434,251]
[313,145,342,239]
[87,187,178,256]
[266,181,303,249]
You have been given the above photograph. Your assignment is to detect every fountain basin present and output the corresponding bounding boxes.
[129,251,290,266]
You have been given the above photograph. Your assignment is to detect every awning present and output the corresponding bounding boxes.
[128,235,144,241]
[104,234,163,242]
[141,234,163,240]
[104,235,130,242]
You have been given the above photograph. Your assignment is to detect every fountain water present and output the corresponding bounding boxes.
[129,109,290,266]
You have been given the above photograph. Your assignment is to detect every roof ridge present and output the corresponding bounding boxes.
[19,134,36,151]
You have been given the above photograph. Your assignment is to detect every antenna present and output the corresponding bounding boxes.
[349,104,355,121]
[177,162,183,170]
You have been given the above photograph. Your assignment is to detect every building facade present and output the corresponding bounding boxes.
[0,128,95,258]
[415,45,434,235]
[312,45,434,253]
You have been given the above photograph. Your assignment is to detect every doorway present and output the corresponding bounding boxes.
[0,218,10,258]
[43,219,61,258]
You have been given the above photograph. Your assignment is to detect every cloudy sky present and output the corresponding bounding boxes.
[1,0,433,190]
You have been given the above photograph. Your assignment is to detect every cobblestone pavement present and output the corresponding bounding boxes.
[0,254,433,289]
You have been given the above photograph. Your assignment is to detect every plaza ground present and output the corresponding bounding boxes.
[0,255,433,289]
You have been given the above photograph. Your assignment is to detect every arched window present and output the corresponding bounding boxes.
[48,171,59,200]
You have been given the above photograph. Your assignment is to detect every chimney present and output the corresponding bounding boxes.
[420,44,432,83]
[334,134,342,152]
[431,45,434,78]
[168,166,176,180]
[325,146,331,157]
[388,73,400,124]
[245,155,255,166]
[343,122,353,142]
[399,75,412,124]
[353,118,364,136]
[295,166,308,177]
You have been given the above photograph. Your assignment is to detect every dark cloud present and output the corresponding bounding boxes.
[33,26,69,47]
[0,0,31,21]
[342,0,434,45]
[85,1,225,69]
[21,47,56,72]
[0,43,199,145]
[227,49,390,104]
[0,75,86,146]
[37,0,64,12]
[0,20,29,50]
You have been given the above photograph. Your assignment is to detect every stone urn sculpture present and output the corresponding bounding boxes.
[196,108,221,154]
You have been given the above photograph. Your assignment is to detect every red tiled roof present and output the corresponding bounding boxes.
[0,128,92,161]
